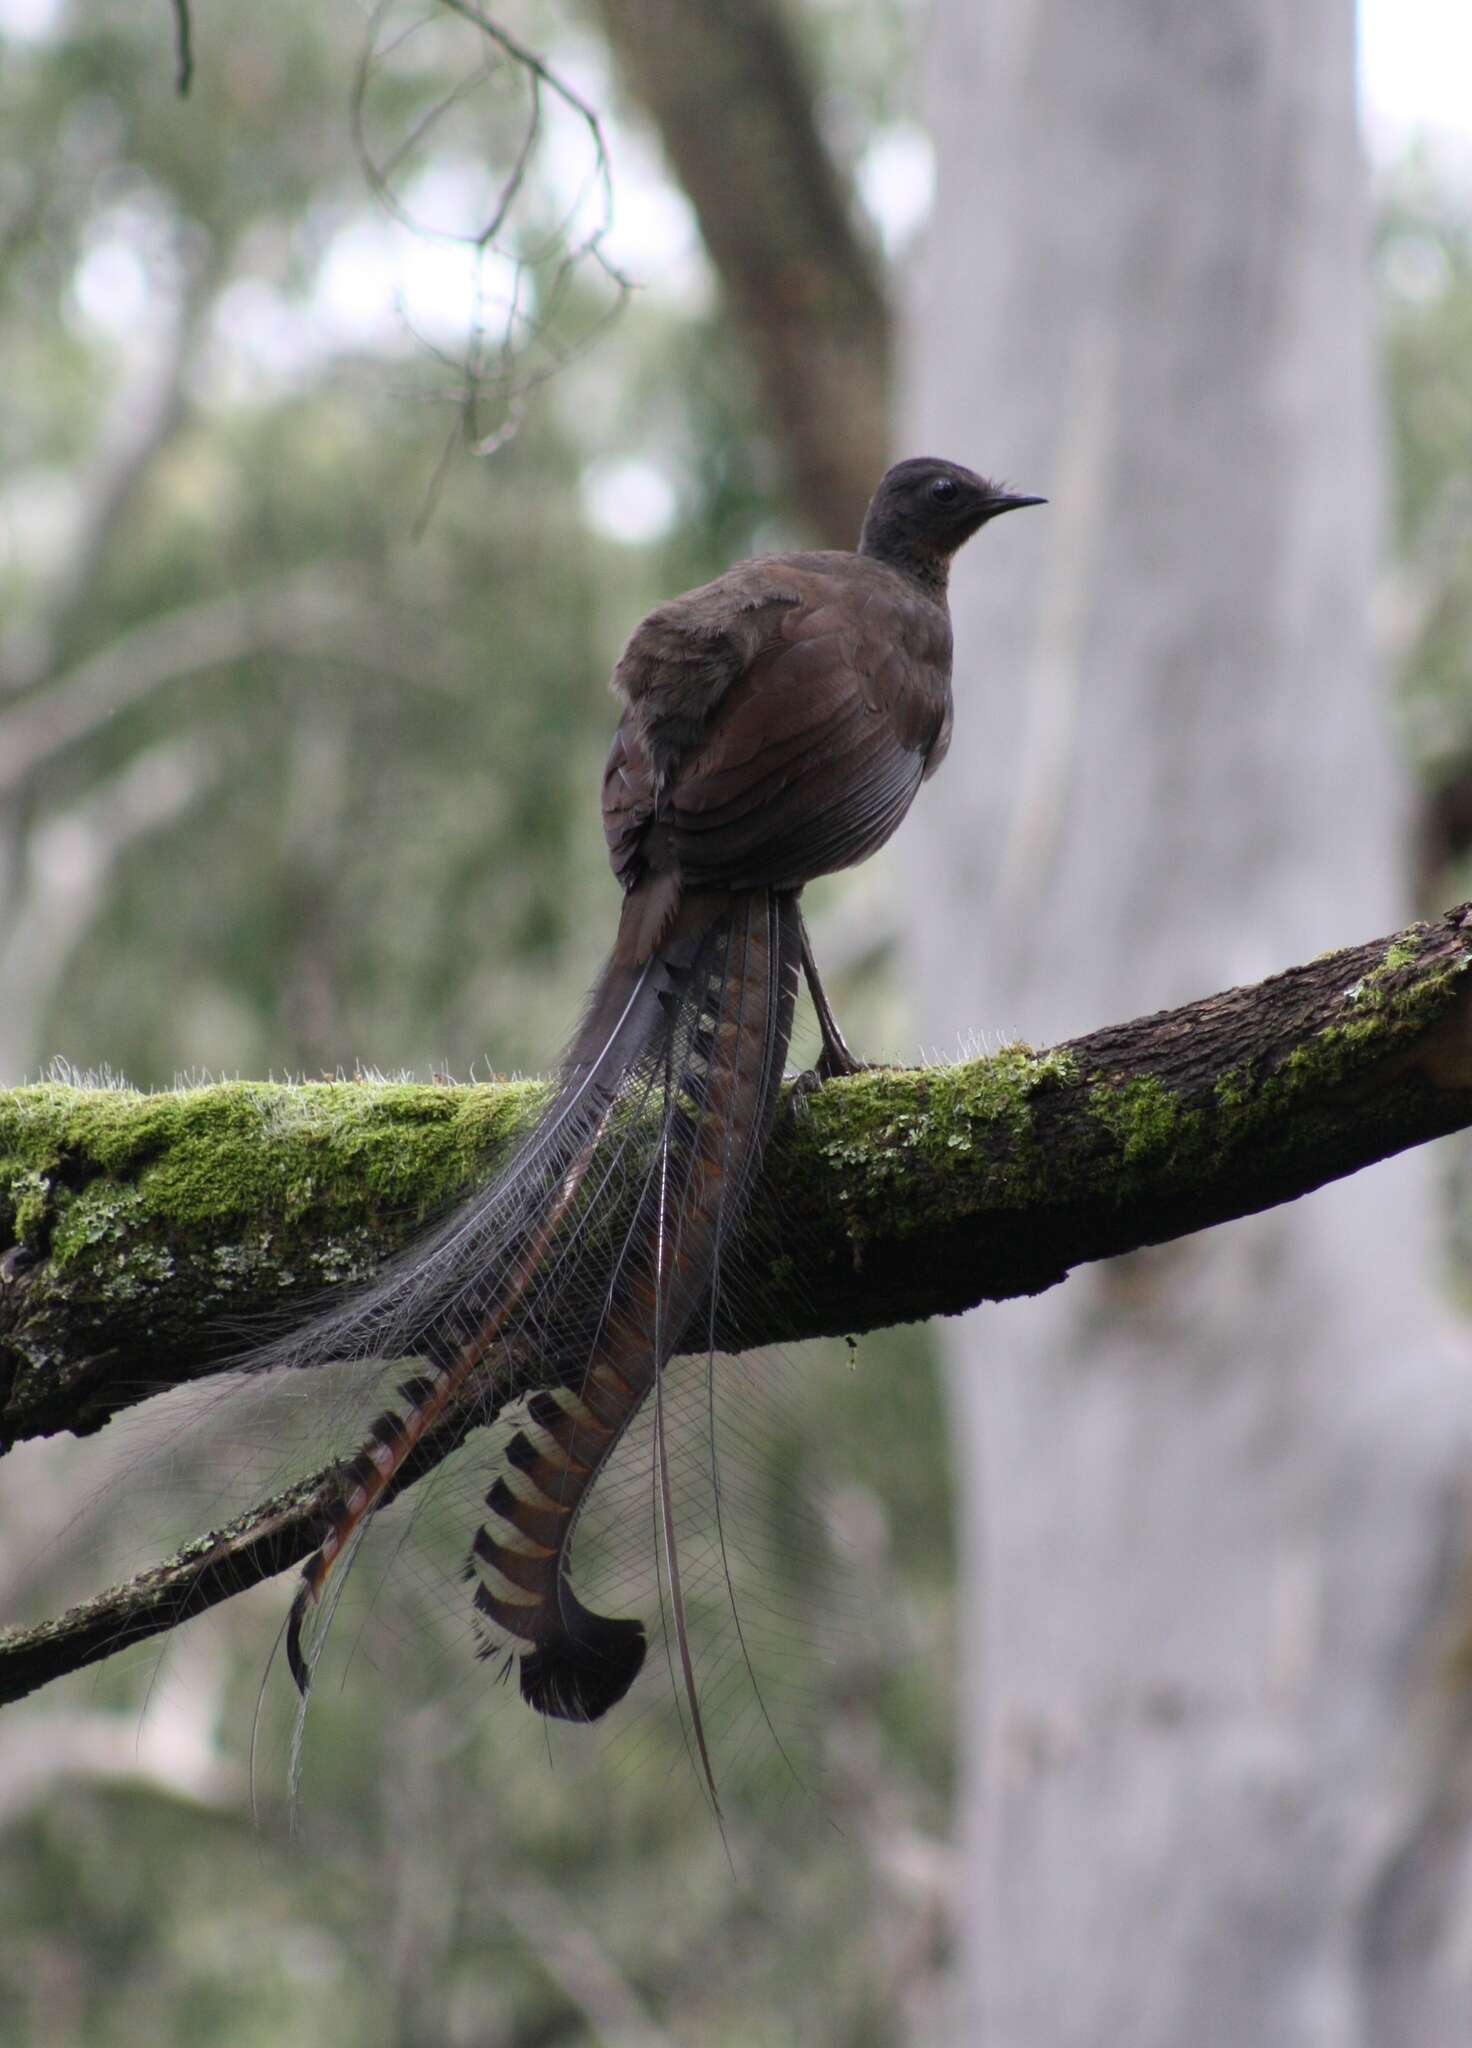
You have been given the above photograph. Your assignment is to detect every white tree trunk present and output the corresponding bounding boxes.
[900,5,1472,2042]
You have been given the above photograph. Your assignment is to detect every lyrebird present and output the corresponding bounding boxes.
[264,457,1042,1801]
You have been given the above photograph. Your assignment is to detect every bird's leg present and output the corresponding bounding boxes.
[801,922,866,1080]
[790,909,868,1105]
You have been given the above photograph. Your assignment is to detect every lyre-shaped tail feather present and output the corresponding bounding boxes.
[284,888,800,1734]
[280,923,685,1693]
[467,889,801,1723]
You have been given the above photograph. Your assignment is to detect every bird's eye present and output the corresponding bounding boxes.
[929,477,959,504]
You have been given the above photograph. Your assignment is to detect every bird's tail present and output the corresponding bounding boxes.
[282,888,801,1742]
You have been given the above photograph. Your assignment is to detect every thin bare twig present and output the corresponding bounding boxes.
[499,1879,674,2048]
[170,0,194,97]
[0,1376,505,1707]
[2,256,206,703]
[0,739,216,1083]
[348,0,631,512]
[0,572,472,796]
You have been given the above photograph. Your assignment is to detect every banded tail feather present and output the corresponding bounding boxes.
[466,890,800,1729]
[285,889,800,1753]
[278,929,669,1692]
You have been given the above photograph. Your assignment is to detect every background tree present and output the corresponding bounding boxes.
[902,3,1472,2041]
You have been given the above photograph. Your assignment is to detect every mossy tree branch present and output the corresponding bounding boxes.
[5,904,1472,1702]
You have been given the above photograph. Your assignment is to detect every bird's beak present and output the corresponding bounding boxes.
[983,493,1047,518]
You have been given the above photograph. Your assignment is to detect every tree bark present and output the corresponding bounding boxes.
[591,0,889,547]
[7,906,1472,1707]
[6,906,1472,1444]
[903,3,1472,2042]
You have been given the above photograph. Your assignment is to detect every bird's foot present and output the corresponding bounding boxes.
[784,1041,875,1121]
[813,1037,870,1083]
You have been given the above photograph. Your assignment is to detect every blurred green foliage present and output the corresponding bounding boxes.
[0,0,810,1094]
[0,5,955,2044]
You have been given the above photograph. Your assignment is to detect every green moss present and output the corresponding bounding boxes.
[49,1183,147,1264]
[1200,933,1472,1173]
[9,1172,49,1249]
[1214,1067,1251,1116]
[939,1042,1079,1127]
[0,1079,550,1348]
[1342,928,1460,1011]
[1088,1075,1203,1171]
[1,1080,544,1228]
[1291,949,1469,1077]
[788,1042,1084,1238]
[1078,938,1468,1183]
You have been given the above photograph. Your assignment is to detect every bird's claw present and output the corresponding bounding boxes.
[814,1042,871,1083]
[784,1046,875,1124]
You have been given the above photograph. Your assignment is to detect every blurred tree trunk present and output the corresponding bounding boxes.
[591,0,889,546]
[901,4,1472,2043]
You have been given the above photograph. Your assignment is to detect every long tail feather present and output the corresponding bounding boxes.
[282,885,800,1789]
[467,890,800,1749]
[277,937,675,1691]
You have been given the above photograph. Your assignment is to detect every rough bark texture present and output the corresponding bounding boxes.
[6,908,1472,1706]
[5,909,1472,1446]
[903,3,1472,2042]
[591,0,890,547]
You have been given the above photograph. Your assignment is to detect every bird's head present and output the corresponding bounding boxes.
[858,457,1043,587]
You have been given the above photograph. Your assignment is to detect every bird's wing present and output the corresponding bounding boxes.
[609,574,806,773]
[602,718,659,897]
[604,568,949,898]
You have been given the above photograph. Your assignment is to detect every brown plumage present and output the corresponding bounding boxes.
[279,458,1042,1789]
